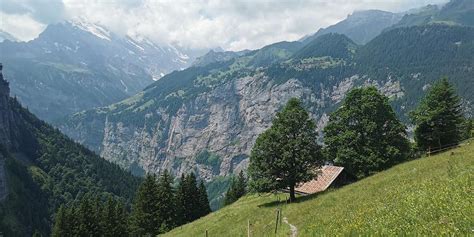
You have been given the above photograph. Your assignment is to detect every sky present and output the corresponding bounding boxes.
[0,0,448,51]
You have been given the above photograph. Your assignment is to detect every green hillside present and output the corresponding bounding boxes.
[164,141,474,236]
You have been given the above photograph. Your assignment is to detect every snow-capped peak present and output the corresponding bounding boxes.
[69,18,111,41]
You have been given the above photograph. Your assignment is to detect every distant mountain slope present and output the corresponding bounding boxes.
[302,10,403,45]
[0,30,17,42]
[294,33,356,60]
[0,65,140,236]
[164,141,474,236]
[0,20,204,121]
[390,0,474,29]
[59,25,474,185]
[192,50,250,68]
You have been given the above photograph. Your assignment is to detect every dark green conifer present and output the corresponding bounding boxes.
[129,174,160,236]
[156,170,178,232]
[51,205,67,237]
[198,180,211,217]
[410,78,464,151]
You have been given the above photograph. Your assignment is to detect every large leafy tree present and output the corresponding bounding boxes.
[248,98,323,202]
[410,78,464,151]
[324,87,410,179]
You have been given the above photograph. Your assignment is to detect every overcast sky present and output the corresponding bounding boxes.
[0,0,447,51]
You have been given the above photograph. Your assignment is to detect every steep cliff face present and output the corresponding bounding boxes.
[60,25,474,181]
[0,64,20,150]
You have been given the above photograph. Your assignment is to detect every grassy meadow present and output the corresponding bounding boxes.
[164,140,474,236]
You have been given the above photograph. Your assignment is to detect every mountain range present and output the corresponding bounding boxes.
[301,10,403,45]
[59,22,474,184]
[0,20,206,121]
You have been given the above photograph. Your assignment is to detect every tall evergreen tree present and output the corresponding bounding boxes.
[324,87,410,179]
[184,173,201,222]
[223,171,247,206]
[129,174,160,236]
[51,205,67,237]
[175,174,187,226]
[410,78,464,151]
[67,205,78,235]
[463,119,473,139]
[197,180,212,217]
[113,201,129,236]
[156,170,178,232]
[248,98,323,202]
[235,171,247,198]
[176,173,204,224]
[77,195,100,236]
[102,196,128,237]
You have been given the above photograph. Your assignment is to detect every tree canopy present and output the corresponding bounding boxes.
[410,77,464,151]
[324,87,410,179]
[248,98,323,201]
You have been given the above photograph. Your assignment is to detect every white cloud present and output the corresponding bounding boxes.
[1,0,448,50]
[0,12,45,41]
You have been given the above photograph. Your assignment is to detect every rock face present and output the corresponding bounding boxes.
[0,64,19,150]
[60,25,474,181]
[0,64,10,202]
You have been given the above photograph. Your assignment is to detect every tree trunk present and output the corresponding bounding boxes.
[289,185,296,202]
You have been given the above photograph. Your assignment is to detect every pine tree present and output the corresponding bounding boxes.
[77,195,99,236]
[223,171,247,206]
[235,171,247,199]
[248,98,323,202]
[113,201,129,236]
[51,205,67,237]
[197,180,211,217]
[67,205,79,235]
[129,174,161,236]
[223,178,236,206]
[184,173,201,222]
[175,173,187,226]
[156,170,177,232]
[176,173,202,224]
[463,119,473,139]
[410,78,464,151]
[324,87,410,179]
[99,197,129,236]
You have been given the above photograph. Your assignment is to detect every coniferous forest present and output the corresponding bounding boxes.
[52,172,211,236]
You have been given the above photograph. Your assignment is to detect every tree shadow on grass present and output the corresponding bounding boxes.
[257,191,328,208]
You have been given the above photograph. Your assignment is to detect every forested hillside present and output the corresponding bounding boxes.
[0,65,140,236]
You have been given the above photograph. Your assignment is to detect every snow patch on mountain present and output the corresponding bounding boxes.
[70,19,111,41]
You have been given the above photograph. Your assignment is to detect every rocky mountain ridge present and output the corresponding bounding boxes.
[0,20,205,121]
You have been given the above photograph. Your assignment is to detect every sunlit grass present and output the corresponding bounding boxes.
[164,141,474,236]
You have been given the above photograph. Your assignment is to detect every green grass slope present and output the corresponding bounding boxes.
[164,141,474,236]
